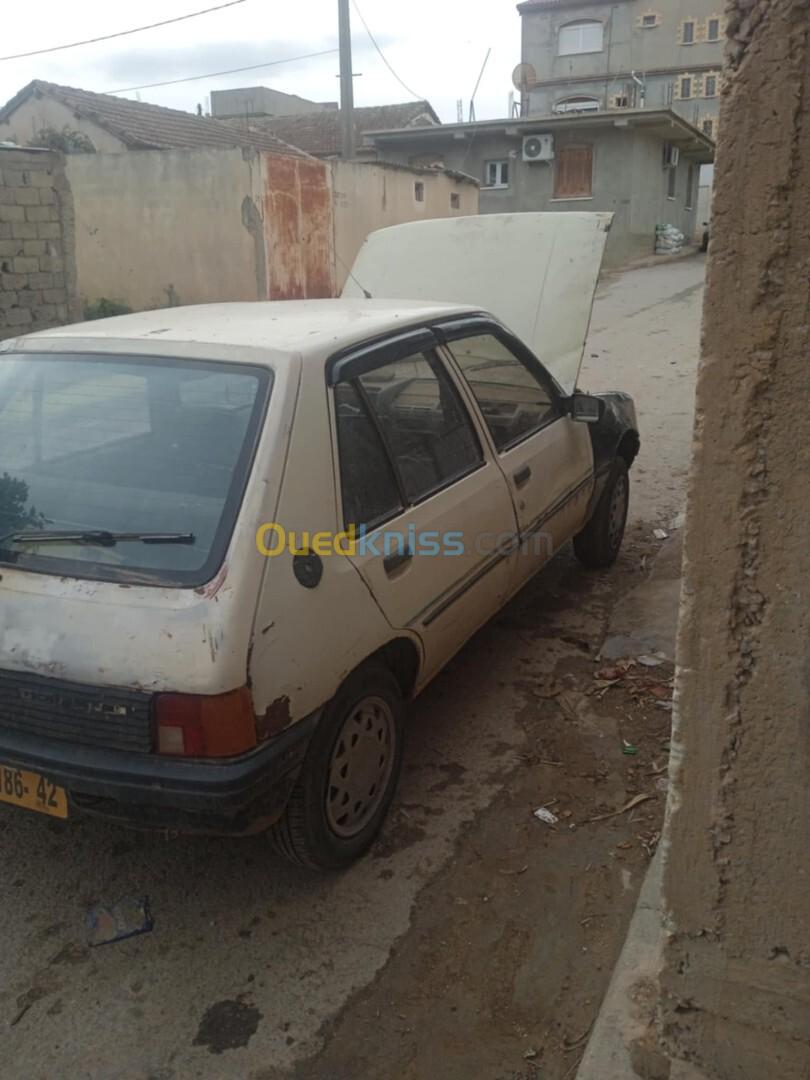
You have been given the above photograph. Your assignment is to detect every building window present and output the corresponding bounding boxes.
[702,117,716,138]
[704,73,718,97]
[686,164,695,209]
[667,166,677,200]
[484,160,510,188]
[414,181,425,202]
[706,16,721,41]
[554,145,594,199]
[639,11,661,28]
[558,20,604,56]
[450,192,461,210]
[553,95,601,114]
[680,76,693,99]
[612,94,630,109]
[681,19,695,44]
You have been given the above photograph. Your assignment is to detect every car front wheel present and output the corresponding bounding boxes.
[269,662,405,869]
[573,457,630,569]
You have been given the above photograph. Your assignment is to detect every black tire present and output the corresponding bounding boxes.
[269,663,405,870]
[573,457,630,569]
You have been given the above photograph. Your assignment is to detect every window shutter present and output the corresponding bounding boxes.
[554,145,593,198]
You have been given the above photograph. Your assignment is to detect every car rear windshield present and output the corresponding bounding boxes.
[0,352,271,586]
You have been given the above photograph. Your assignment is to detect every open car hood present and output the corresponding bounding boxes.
[342,212,613,395]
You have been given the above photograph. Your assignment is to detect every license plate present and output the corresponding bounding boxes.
[0,763,68,819]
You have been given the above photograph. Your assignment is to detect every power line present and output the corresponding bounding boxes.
[106,49,339,94]
[350,0,424,101]
[0,0,248,63]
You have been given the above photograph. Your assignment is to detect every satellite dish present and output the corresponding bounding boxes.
[512,62,538,93]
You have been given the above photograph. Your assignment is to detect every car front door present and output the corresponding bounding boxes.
[329,328,518,684]
[439,321,594,592]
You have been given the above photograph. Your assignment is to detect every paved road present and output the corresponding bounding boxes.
[0,257,705,1080]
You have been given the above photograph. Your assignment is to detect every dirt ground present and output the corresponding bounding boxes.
[1,257,703,1080]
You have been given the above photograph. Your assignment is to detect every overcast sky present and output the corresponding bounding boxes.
[1,0,522,123]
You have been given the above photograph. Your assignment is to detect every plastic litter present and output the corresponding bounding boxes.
[653,528,669,540]
[637,654,665,667]
[655,223,686,255]
[87,896,154,947]
[533,807,559,826]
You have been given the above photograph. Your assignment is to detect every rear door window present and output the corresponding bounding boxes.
[334,349,483,528]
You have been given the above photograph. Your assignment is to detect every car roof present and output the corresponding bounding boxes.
[14,299,480,362]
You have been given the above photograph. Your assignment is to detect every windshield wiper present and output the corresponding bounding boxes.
[2,529,195,548]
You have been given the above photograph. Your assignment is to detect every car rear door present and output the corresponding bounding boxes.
[329,328,518,684]
[438,319,594,592]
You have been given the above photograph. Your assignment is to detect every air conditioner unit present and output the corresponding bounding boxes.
[663,143,680,168]
[523,133,554,162]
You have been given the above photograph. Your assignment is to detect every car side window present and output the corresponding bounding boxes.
[356,350,483,504]
[334,381,403,530]
[447,333,559,451]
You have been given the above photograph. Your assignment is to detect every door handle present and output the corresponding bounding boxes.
[513,465,532,488]
[383,547,413,576]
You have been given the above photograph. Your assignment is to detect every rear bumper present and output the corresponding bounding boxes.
[0,713,319,835]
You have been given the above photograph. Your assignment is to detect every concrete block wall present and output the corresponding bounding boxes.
[0,148,80,341]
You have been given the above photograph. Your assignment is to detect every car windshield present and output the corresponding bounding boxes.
[0,353,271,586]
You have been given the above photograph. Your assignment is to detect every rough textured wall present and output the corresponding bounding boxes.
[0,148,79,341]
[660,2,810,1077]
[331,162,479,292]
[66,147,268,310]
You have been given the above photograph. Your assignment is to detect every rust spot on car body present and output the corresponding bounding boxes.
[256,695,292,741]
[195,562,228,599]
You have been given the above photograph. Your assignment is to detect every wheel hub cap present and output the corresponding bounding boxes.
[326,696,395,839]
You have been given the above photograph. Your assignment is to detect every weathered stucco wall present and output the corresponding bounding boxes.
[660,2,810,1076]
[64,149,477,310]
[0,148,80,340]
[331,161,478,291]
[66,148,269,310]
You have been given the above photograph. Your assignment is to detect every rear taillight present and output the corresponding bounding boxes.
[155,687,258,758]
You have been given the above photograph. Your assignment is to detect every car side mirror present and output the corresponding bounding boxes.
[569,393,604,424]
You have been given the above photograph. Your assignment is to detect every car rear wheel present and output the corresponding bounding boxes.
[573,457,630,569]
[269,663,405,870]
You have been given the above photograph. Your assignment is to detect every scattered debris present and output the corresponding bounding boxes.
[637,654,665,667]
[524,1047,539,1060]
[86,896,154,947]
[499,865,529,876]
[653,528,669,540]
[585,793,654,824]
[533,807,559,826]
[622,741,639,756]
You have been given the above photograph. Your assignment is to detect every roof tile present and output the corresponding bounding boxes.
[0,80,311,157]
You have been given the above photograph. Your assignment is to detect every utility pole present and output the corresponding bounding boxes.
[338,0,355,159]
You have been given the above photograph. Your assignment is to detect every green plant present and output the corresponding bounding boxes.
[30,125,96,154]
[83,297,132,321]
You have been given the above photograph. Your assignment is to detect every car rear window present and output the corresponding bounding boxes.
[0,353,271,586]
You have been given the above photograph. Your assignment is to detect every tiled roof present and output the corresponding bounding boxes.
[0,80,310,157]
[235,101,440,156]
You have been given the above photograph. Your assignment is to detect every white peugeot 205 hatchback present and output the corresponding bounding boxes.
[0,214,638,868]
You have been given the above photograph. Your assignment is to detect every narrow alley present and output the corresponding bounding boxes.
[0,256,705,1080]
